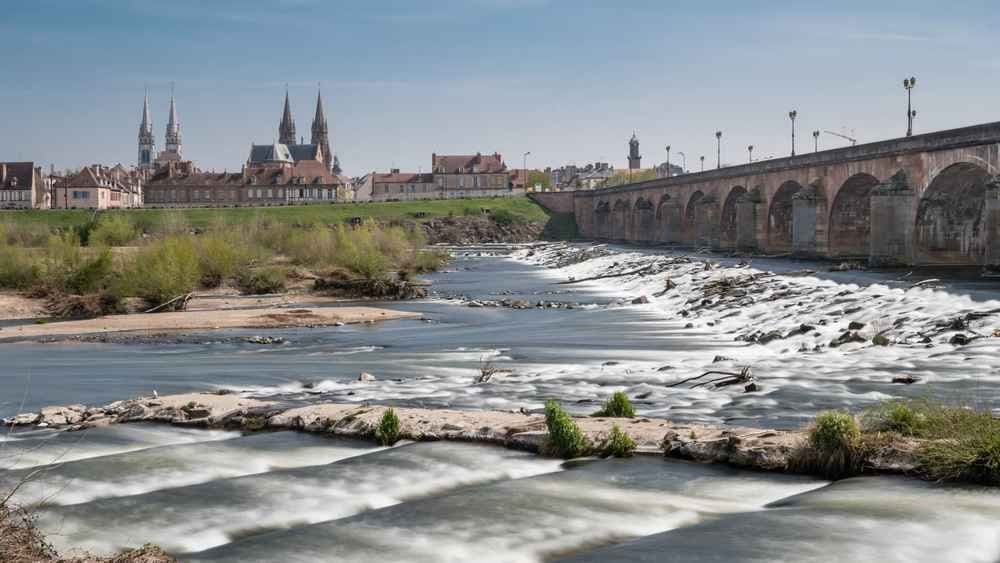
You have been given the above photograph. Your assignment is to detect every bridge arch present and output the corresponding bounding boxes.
[594,200,611,239]
[915,162,994,264]
[767,180,803,251]
[720,185,747,248]
[612,198,631,240]
[684,191,705,244]
[657,194,681,243]
[632,197,656,242]
[828,173,879,258]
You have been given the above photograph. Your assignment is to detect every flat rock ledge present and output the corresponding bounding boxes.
[5,392,918,476]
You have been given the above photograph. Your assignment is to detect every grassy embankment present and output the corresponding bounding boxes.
[796,399,1000,484]
[0,197,555,233]
[0,210,448,318]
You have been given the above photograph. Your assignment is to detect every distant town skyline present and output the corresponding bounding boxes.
[2,0,999,175]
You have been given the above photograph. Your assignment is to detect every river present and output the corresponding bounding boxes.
[2,243,1000,561]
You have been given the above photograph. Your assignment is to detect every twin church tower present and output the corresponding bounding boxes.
[138,87,337,173]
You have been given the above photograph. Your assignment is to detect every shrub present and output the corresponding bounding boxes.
[197,232,265,287]
[375,408,402,446]
[544,400,590,459]
[236,267,287,295]
[63,247,114,294]
[791,410,864,479]
[126,236,200,307]
[0,245,39,289]
[88,214,140,246]
[0,221,52,246]
[862,400,928,436]
[491,208,523,226]
[600,424,636,458]
[593,391,636,418]
[332,224,389,280]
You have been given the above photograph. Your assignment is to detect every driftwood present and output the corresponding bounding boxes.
[144,293,193,314]
[667,366,757,392]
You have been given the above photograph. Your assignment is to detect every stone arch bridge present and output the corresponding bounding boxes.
[531,122,1000,267]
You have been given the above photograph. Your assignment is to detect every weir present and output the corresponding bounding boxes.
[530,121,1000,266]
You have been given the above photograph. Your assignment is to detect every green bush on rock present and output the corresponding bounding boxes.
[544,400,590,459]
[593,391,636,418]
[600,424,636,458]
[375,408,402,446]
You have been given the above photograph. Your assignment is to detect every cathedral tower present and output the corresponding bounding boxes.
[310,88,333,171]
[164,93,182,156]
[137,90,155,170]
[279,90,296,145]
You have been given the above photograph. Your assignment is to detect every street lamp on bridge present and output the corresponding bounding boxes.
[700,155,705,172]
[789,110,798,156]
[813,130,820,153]
[904,76,917,136]
[747,145,754,163]
[522,151,531,191]
[665,145,671,177]
[715,131,722,169]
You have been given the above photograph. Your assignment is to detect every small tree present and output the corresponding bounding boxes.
[593,391,636,418]
[375,408,402,446]
[544,400,589,459]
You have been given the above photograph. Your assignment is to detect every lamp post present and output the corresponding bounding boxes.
[522,151,531,192]
[789,110,797,156]
[748,145,754,163]
[903,76,917,136]
[813,130,820,153]
[715,131,722,169]
[677,151,687,174]
[665,145,671,177]
[700,155,705,172]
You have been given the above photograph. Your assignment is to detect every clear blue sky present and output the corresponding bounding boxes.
[2,0,998,176]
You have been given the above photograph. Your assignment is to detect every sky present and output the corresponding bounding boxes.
[2,0,999,176]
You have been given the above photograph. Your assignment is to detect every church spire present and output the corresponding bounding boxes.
[279,87,296,145]
[137,88,156,170]
[165,85,181,154]
[310,86,333,171]
[139,89,152,137]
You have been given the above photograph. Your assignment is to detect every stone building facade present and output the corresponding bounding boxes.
[52,164,143,209]
[367,152,521,202]
[0,162,51,209]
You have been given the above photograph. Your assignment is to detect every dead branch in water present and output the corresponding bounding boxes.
[667,366,757,392]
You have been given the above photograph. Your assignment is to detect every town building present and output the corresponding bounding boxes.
[0,162,51,209]
[52,164,143,209]
[549,162,615,191]
[141,89,346,207]
[367,152,523,202]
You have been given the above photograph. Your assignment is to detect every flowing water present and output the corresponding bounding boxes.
[2,243,1000,561]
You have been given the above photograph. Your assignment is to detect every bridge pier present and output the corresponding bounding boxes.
[657,197,682,243]
[735,188,763,251]
[869,171,916,267]
[987,179,1000,265]
[695,194,720,248]
[791,182,828,257]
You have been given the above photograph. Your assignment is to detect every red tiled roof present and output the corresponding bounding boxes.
[432,153,506,174]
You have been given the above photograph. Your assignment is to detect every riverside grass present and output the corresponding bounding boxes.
[0,197,550,237]
[0,217,442,316]
[794,399,1000,484]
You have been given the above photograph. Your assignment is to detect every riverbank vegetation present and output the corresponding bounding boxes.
[0,213,447,318]
[0,197,550,233]
[796,399,1000,484]
[0,501,174,562]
